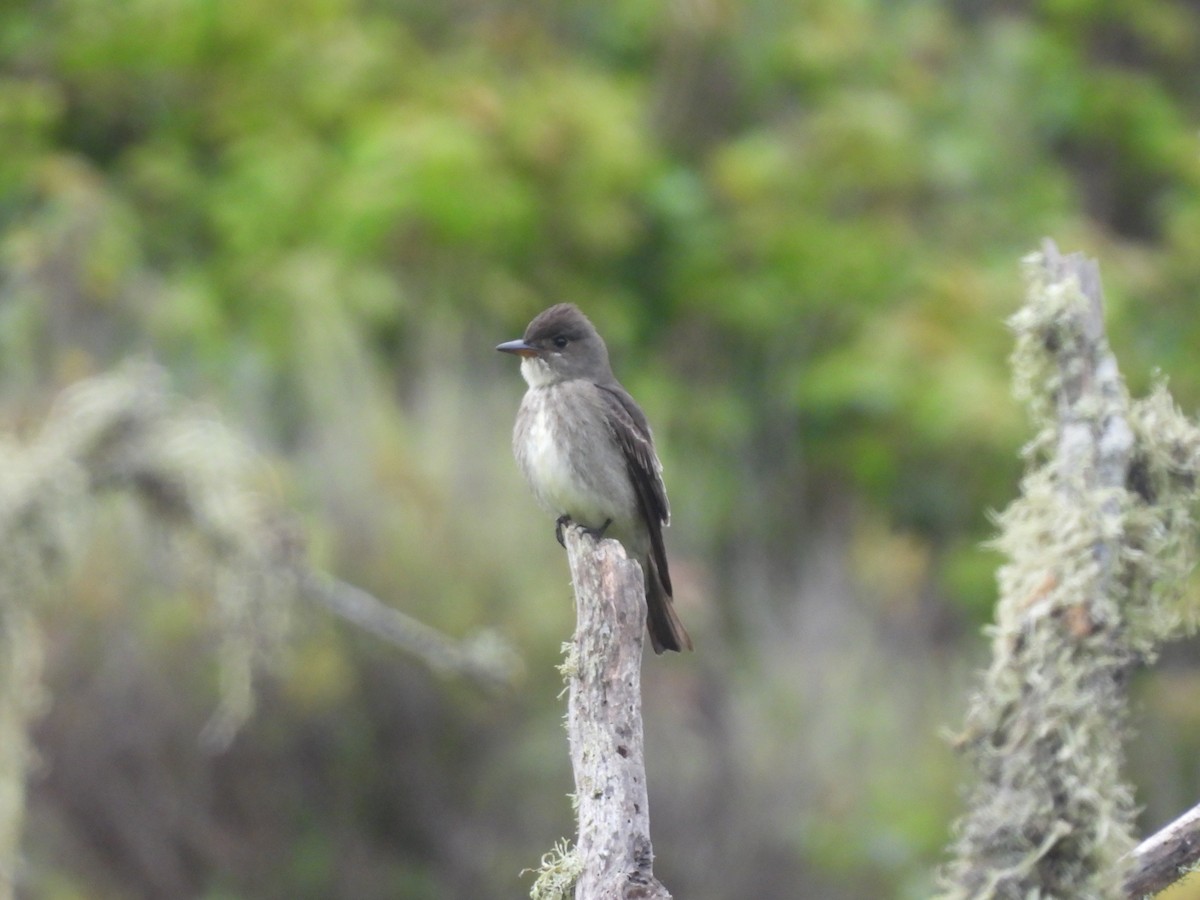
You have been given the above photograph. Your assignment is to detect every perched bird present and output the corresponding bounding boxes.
[497,303,692,654]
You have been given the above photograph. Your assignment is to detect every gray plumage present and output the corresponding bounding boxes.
[497,303,692,654]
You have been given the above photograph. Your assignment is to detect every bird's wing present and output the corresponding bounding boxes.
[595,383,672,596]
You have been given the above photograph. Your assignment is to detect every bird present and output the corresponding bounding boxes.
[496,303,692,654]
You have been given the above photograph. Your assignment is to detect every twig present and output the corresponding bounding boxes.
[298,572,521,690]
[1125,802,1200,898]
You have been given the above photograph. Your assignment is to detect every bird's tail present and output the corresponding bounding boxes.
[644,554,693,654]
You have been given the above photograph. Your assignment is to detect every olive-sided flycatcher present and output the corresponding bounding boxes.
[497,303,692,654]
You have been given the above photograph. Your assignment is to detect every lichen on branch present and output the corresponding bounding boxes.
[941,241,1200,899]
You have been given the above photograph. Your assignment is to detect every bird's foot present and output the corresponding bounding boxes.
[555,516,613,547]
[582,518,613,540]
[555,515,571,548]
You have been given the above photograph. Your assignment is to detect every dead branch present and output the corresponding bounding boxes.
[531,525,670,900]
[1125,801,1200,898]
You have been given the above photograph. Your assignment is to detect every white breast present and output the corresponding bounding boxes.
[514,385,614,527]
[523,395,577,510]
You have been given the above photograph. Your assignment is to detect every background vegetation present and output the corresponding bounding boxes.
[4,0,1200,897]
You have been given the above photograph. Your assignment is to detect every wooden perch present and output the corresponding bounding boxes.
[555,524,671,900]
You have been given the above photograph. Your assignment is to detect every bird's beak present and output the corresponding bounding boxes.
[496,339,539,358]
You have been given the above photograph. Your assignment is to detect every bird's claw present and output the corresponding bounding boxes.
[583,518,613,540]
[555,516,612,547]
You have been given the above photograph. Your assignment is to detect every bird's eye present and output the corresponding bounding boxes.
[553,336,569,349]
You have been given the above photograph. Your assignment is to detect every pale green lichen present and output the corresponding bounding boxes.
[0,609,46,900]
[558,640,579,682]
[940,247,1200,899]
[1123,384,1200,646]
[529,838,584,900]
[1008,251,1109,437]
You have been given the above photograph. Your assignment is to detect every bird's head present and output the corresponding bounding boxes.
[496,303,613,387]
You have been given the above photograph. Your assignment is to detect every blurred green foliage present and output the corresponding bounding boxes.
[5,0,1200,897]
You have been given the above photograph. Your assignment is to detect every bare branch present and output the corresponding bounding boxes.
[62,363,520,696]
[1125,802,1200,898]
[298,572,521,691]
[531,525,670,900]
